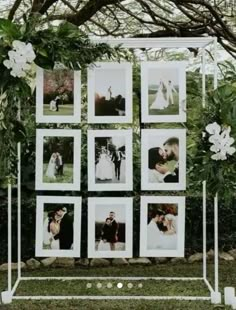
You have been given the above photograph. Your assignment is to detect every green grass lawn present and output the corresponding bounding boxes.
[43,164,73,183]
[0,262,235,309]
[43,104,74,116]
[148,93,179,116]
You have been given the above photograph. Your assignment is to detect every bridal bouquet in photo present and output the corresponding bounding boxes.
[3,40,36,78]
[205,122,236,161]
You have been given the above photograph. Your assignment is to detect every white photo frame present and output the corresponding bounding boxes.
[36,66,81,123]
[141,61,187,123]
[88,197,133,258]
[87,62,133,123]
[140,196,185,257]
[141,129,186,191]
[87,129,133,191]
[35,129,81,191]
[35,195,82,258]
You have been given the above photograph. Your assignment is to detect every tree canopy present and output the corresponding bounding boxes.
[1,0,236,57]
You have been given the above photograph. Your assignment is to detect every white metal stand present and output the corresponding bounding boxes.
[1,37,221,304]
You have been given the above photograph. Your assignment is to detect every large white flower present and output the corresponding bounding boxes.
[205,122,236,161]
[3,40,36,78]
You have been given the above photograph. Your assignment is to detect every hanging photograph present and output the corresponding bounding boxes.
[141,61,187,123]
[140,196,185,257]
[35,196,81,257]
[141,129,186,191]
[87,129,133,191]
[36,67,81,123]
[87,62,133,123]
[88,197,133,258]
[35,129,81,191]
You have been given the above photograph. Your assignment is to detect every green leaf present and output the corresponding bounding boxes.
[0,18,21,41]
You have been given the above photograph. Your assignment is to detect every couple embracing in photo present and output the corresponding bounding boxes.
[43,206,73,250]
[148,137,179,183]
[45,152,64,180]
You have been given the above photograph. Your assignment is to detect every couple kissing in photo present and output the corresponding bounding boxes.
[147,208,177,250]
[43,206,73,250]
[149,137,179,183]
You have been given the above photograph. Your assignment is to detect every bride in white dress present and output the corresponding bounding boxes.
[43,211,60,250]
[45,153,57,179]
[150,80,168,110]
[96,147,113,180]
[161,215,177,250]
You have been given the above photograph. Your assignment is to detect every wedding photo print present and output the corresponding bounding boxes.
[36,129,81,191]
[141,129,186,191]
[87,129,133,191]
[88,197,133,258]
[36,67,81,123]
[140,196,185,257]
[35,196,81,257]
[87,62,132,123]
[141,61,187,123]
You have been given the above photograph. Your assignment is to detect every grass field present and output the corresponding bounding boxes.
[148,93,179,116]
[43,104,74,116]
[0,262,235,309]
[43,164,73,183]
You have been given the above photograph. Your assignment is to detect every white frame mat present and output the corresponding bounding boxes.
[87,62,133,124]
[36,67,81,124]
[141,128,186,191]
[87,129,133,191]
[35,196,82,258]
[35,129,81,191]
[87,197,133,258]
[140,196,185,258]
[141,61,187,123]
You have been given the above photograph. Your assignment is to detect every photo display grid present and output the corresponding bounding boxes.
[35,60,187,259]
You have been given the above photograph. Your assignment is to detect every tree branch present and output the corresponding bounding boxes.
[8,0,23,20]
[39,0,58,14]
[65,0,125,26]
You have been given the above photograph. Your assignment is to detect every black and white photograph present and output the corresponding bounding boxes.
[141,62,187,123]
[140,196,185,257]
[141,129,186,191]
[35,129,81,191]
[88,197,133,258]
[87,62,132,123]
[36,67,81,123]
[88,129,133,191]
[35,196,81,257]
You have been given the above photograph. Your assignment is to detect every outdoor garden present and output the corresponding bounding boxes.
[0,0,236,309]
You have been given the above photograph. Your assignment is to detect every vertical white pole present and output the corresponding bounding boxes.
[8,181,12,292]
[202,48,206,108]
[214,193,219,293]
[213,37,219,295]
[203,181,207,279]
[17,103,21,280]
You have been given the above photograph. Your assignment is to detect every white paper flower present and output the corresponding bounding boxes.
[205,122,236,161]
[3,40,36,78]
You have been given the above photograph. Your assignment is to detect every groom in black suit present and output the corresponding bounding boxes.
[111,148,123,180]
[54,207,73,250]
[156,137,179,183]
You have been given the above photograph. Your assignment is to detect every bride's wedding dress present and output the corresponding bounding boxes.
[96,153,113,180]
[150,82,168,110]
[46,155,56,179]
[43,218,60,250]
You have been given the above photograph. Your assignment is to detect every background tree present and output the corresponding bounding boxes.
[1,0,235,57]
